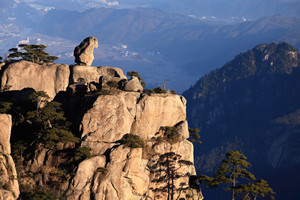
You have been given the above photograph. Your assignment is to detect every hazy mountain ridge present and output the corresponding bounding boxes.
[31,8,300,92]
[36,7,206,44]
[182,42,300,199]
[116,0,300,19]
[1,4,300,92]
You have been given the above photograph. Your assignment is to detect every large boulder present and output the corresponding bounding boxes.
[0,60,70,99]
[74,37,98,66]
[70,65,127,85]
[124,77,143,92]
[0,114,19,199]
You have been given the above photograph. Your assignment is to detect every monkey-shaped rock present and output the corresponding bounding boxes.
[74,37,98,66]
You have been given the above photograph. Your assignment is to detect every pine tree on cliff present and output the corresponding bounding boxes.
[199,151,275,200]
[7,44,58,64]
[149,152,193,200]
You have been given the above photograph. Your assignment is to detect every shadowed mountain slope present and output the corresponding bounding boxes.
[183,42,300,199]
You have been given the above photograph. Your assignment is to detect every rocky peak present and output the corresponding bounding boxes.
[0,37,202,199]
[182,42,300,199]
[74,36,98,66]
[66,91,200,200]
[185,42,299,101]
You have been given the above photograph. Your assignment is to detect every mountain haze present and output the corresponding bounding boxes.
[1,2,300,93]
[32,8,300,92]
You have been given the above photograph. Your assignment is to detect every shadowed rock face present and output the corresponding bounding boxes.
[0,114,19,199]
[74,37,98,66]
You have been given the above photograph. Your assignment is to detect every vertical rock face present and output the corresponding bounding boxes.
[68,92,203,200]
[0,114,19,199]
[74,37,98,66]
[0,115,11,155]
[0,60,70,99]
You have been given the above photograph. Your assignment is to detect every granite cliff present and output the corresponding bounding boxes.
[0,37,202,200]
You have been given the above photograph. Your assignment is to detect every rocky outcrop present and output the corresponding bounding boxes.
[80,92,187,154]
[70,65,127,85]
[0,37,201,200]
[66,156,106,199]
[0,60,70,99]
[80,92,140,155]
[67,92,202,200]
[0,61,128,100]
[74,37,98,66]
[0,114,19,199]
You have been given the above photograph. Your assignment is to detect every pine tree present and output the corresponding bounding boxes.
[236,179,275,200]
[7,44,58,64]
[198,151,275,200]
[188,127,202,144]
[213,151,255,200]
[149,152,193,200]
[26,101,79,148]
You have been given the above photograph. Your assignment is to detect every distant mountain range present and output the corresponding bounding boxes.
[34,7,300,91]
[1,3,300,92]
[182,42,300,200]
[118,0,300,19]
[10,0,300,20]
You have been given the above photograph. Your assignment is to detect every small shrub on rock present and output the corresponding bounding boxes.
[153,87,167,93]
[107,81,119,89]
[95,89,111,95]
[0,102,13,113]
[121,133,144,148]
[144,87,168,95]
[144,89,155,95]
[161,126,182,144]
[170,90,177,94]
[127,71,146,87]
[73,147,92,163]
[188,127,202,144]
[97,167,108,175]
[77,77,86,85]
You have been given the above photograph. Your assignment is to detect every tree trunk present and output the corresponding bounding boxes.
[232,174,236,200]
